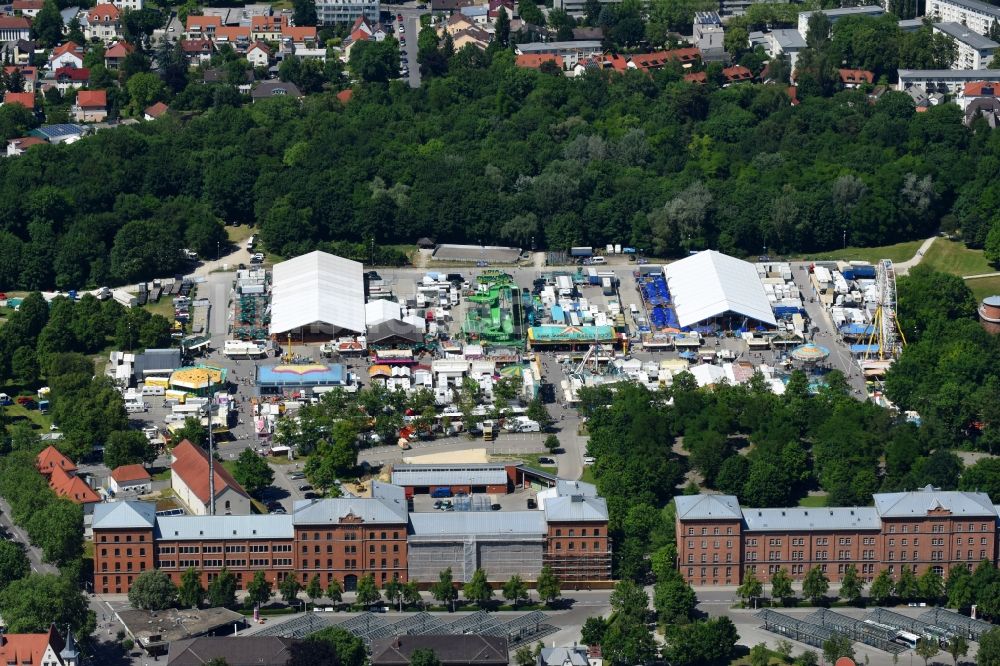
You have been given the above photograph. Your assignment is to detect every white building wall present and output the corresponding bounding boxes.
[926,0,1000,36]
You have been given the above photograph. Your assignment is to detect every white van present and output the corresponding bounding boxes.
[126,401,147,413]
[590,256,606,265]
[141,385,165,396]
[246,234,257,250]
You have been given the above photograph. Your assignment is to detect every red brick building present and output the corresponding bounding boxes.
[675,486,1000,587]
[540,481,612,582]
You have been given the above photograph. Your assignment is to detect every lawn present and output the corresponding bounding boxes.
[579,466,596,485]
[794,239,925,265]
[142,296,177,320]
[967,275,1000,302]
[3,402,52,432]
[921,239,995,277]
[511,452,557,472]
[798,494,827,507]
[226,225,257,245]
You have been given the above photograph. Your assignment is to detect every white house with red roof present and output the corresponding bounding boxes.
[0,16,31,41]
[143,101,168,120]
[84,4,122,41]
[109,464,152,494]
[48,42,85,70]
[73,89,108,122]
[246,41,272,68]
[180,38,214,64]
[53,66,90,91]
[12,0,44,18]
[6,135,45,156]
[0,624,79,666]
[185,14,222,39]
[104,41,134,69]
[171,439,250,516]
[3,91,34,110]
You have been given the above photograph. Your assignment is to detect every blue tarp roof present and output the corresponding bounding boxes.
[257,363,346,386]
[850,344,880,353]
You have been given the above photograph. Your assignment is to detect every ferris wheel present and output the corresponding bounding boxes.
[864,259,906,361]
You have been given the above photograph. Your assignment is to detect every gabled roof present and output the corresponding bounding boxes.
[515,53,564,69]
[742,506,880,531]
[684,71,707,84]
[544,495,608,522]
[963,80,1000,96]
[213,25,251,41]
[181,38,214,53]
[4,91,34,109]
[367,319,423,345]
[171,439,249,504]
[111,464,151,483]
[167,637,297,666]
[336,88,354,104]
[371,634,508,665]
[282,25,316,41]
[76,89,107,108]
[0,626,62,666]
[251,14,285,30]
[55,66,90,81]
[37,445,76,475]
[49,466,101,504]
[269,251,365,336]
[105,41,134,58]
[144,101,168,118]
[0,16,31,29]
[87,3,120,21]
[873,485,998,518]
[292,494,409,525]
[247,40,271,55]
[674,494,742,520]
[723,65,753,82]
[664,250,777,328]
[93,500,157,529]
[50,42,84,61]
[12,0,45,9]
[251,80,302,99]
[8,136,45,151]
[839,68,874,84]
[156,514,293,540]
[186,15,223,31]
[408,511,547,538]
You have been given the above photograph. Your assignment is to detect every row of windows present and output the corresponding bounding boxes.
[100,548,147,558]
[101,562,147,572]
[553,542,603,551]
[553,528,602,537]
[687,527,736,536]
[301,531,402,540]
[300,544,401,554]
[688,540,734,550]
[688,553,733,563]
[99,534,147,543]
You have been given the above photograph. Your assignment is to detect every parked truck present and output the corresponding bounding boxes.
[224,340,268,359]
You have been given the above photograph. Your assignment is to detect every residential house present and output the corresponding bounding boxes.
[349,15,386,40]
[336,88,353,104]
[957,80,1000,124]
[488,0,514,19]
[251,14,284,41]
[630,47,701,71]
[49,464,102,514]
[213,25,252,48]
[180,38,214,64]
[4,65,38,92]
[5,39,36,65]
[53,66,91,92]
[0,16,31,41]
[49,42,86,70]
[926,0,1000,38]
[315,0,380,25]
[109,464,152,495]
[760,29,806,78]
[143,101,168,119]
[898,67,1000,94]
[37,444,77,475]
[111,0,143,11]
[459,4,488,24]
[693,11,726,62]
[73,89,108,122]
[538,646,603,666]
[104,40,134,70]
[933,21,998,69]
[251,80,303,102]
[0,624,80,666]
[370,635,508,666]
[6,135,46,156]
[839,68,874,88]
[246,41,272,68]
[722,64,753,85]
[167,637,298,666]
[170,438,251,516]
[12,0,44,18]
[450,27,490,50]
[797,6,885,38]
[439,11,476,37]
[432,0,474,11]
[514,41,602,69]
[185,14,222,39]
[515,53,565,70]
[282,24,317,46]
[85,3,122,41]
[4,91,35,110]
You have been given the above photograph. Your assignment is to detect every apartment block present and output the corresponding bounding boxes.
[926,0,1000,37]
[933,21,998,69]
[675,486,1000,587]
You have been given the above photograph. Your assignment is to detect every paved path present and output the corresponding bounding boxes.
[963,272,1000,280]
[895,235,937,275]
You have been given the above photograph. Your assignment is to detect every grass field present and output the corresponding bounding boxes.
[226,225,257,245]
[509,452,557,473]
[3,402,53,432]
[795,240,924,265]
[921,239,995,277]
[967,275,1000,302]
[798,494,827,507]
[580,466,596,485]
[142,296,176,320]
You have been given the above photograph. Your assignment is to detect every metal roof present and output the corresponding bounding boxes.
[391,468,508,486]
[269,251,365,336]
[292,496,408,525]
[742,506,880,531]
[771,29,806,49]
[664,251,777,328]
[516,41,601,52]
[873,485,997,518]
[30,123,84,139]
[674,494,742,520]
[93,500,157,529]
[409,511,547,538]
[155,515,294,540]
[932,0,1000,18]
[934,21,999,48]
[554,480,597,497]
[543,496,608,522]
[899,68,1000,79]
[800,5,884,18]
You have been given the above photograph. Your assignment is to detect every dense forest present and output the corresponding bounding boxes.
[0,33,993,289]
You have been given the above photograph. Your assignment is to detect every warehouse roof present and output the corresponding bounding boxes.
[674,494,743,520]
[156,515,294,540]
[269,251,365,336]
[391,464,509,486]
[409,511,547,538]
[664,251,777,328]
[742,507,880,531]
[93,500,157,529]
[873,485,997,518]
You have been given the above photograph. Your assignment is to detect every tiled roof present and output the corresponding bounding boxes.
[167,637,296,666]
[8,136,46,151]
[105,41,134,58]
[111,464,151,483]
[282,25,316,41]
[723,65,753,82]
[0,627,61,666]
[181,38,213,53]
[684,71,707,84]
[0,16,31,28]
[214,26,251,41]
[50,42,84,60]
[186,15,222,31]
[37,445,76,475]
[144,101,168,117]
[963,80,1000,96]
[4,91,34,109]
[171,439,249,505]
[55,66,90,81]
[87,4,120,21]
[76,89,107,108]
[49,465,101,504]
[13,0,45,9]
[515,53,564,69]
[839,68,874,84]
[336,88,354,103]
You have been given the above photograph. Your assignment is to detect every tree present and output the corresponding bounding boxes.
[916,637,940,666]
[663,617,739,666]
[946,565,975,610]
[126,72,165,117]
[0,574,92,633]
[325,579,343,605]
[737,568,763,607]
[279,573,302,605]
[543,435,560,454]
[653,578,696,624]
[536,565,561,605]
[10,346,38,384]
[231,448,274,497]
[349,40,400,83]
[581,616,608,646]
[306,575,323,603]
[946,634,968,666]
[840,564,863,604]
[402,581,422,609]
[514,644,535,666]
[178,567,204,608]
[463,568,493,607]
[822,634,854,665]
[104,430,156,470]
[207,568,237,608]
[503,575,529,608]
[979,628,1000,666]
[431,568,458,611]
[750,643,771,666]
[173,418,208,448]
[770,568,794,601]
[308,627,366,666]
[869,569,894,606]
[0,541,30,594]
[517,0,544,25]
[918,569,944,603]
[410,648,442,666]
[355,573,381,607]
[287,639,337,666]
[292,0,316,26]
[128,570,177,610]
[246,571,272,607]
[384,575,404,612]
[526,397,554,431]
[802,566,829,604]
[30,0,63,47]
[495,6,510,47]
[896,567,919,602]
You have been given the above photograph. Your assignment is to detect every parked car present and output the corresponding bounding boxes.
[527,498,537,509]
[298,484,313,491]
[398,24,404,32]
[16,396,36,409]
[583,456,595,465]
[304,492,319,499]
[289,472,305,480]
[396,13,403,20]
[431,488,452,498]
[539,457,555,465]
[433,500,443,509]
[491,504,501,511]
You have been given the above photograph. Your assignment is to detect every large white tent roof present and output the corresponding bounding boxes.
[664,250,777,328]
[269,251,365,335]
